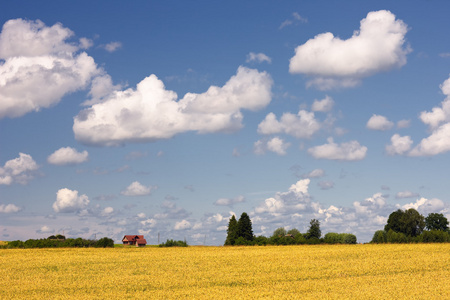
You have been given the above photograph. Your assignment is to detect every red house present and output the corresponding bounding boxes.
[122,235,147,247]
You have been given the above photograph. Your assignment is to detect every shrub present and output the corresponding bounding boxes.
[159,239,188,247]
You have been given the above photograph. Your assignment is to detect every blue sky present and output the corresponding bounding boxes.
[1,1,450,244]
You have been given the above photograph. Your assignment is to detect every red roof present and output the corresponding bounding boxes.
[136,238,147,245]
[122,235,144,242]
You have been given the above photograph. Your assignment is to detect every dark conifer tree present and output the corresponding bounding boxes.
[224,215,238,245]
[237,212,254,241]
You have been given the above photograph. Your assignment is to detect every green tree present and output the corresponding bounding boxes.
[237,212,254,242]
[224,215,238,245]
[384,208,425,237]
[272,227,287,238]
[306,219,321,239]
[425,213,449,231]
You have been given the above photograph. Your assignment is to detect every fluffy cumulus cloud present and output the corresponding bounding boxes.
[311,96,334,112]
[402,197,445,215]
[53,188,90,213]
[246,52,271,64]
[47,147,89,165]
[302,168,325,179]
[386,134,413,156]
[366,114,394,131]
[174,219,192,230]
[405,76,450,156]
[0,203,22,213]
[254,137,290,156]
[74,66,273,146]
[0,153,39,185]
[121,181,155,196]
[308,138,367,161]
[289,10,410,90]
[257,110,320,139]
[0,19,100,119]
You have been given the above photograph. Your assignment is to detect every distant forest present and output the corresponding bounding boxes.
[225,209,450,246]
[1,235,114,249]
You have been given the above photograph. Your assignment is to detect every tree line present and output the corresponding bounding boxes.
[224,212,357,246]
[371,209,450,243]
[1,235,114,248]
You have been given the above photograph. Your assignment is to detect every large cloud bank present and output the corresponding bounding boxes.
[74,66,273,146]
[289,10,410,90]
[0,19,100,119]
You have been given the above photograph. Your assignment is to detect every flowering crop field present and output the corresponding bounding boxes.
[1,244,449,299]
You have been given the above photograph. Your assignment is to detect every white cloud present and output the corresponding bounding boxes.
[308,138,367,161]
[0,203,22,213]
[311,96,334,112]
[140,218,157,228]
[53,188,89,213]
[74,66,273,146]
[279,12,308,29]
[101,207,114,215]
[246,52,271,64]
[253,137,290,156]
[318,181,334,190]
[257,110,320,139]
[366,114,394,131]
[104,41,122,52]
[121,181,155,196]
[395,191,419,199]
[47,147,89,165]
[37,225,54,233]
[267,137,290,155]
[0,19,100,119]
[397,119,411,129]
[409,76,450,156]
[137,213,146,219]
[174,219,192,230]
[79,37,93,50]
[302,168,325,179]
[214,195,245,206]
[289,10,410,89]
[0,153,39,185]
[402,197,445,215]
[386,134,413,156]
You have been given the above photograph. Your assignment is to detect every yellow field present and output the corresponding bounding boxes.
[1,244,449,299]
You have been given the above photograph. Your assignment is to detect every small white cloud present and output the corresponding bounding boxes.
[174,219,192,230]
[140,218,157,228]
[79,37,93,49]
[253,137,290,156]
[302,168,325,179]
[289,10,410,89]
[53,188,89,213]
[104,41,122,52]
[366,114,394,131]
[318,180,334,190]
[258,110,320,139]
[311,96,334,112]
[37,225,54,234]
[246,52,271,64]
[121,181,155,196]
[279,12,308,29]
[214,195,245,206]
[385,134,413,156]
[102,206,114,215]
[0,203,22,213]
[0,153,39,185]
[47,147,89,165]
[137,212,146,219]
[395,191,419,199]
[397,119,411,129]
[308,138,367,161]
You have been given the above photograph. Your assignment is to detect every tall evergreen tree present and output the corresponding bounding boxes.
[224,215,238,245]
[237,212,254,241]
[307,219,321,239]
